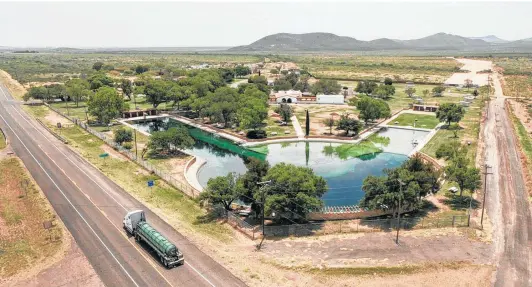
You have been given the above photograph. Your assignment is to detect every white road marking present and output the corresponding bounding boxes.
[0,112,141,287]
[2,86,218,287]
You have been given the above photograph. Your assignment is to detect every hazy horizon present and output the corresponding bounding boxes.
[1,1,531,48]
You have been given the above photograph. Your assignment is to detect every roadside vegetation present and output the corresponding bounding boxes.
[0,158,64,277]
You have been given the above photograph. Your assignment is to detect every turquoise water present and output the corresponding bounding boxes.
[128,118,429,206]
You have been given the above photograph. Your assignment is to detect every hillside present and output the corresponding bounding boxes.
[230,32,532,52]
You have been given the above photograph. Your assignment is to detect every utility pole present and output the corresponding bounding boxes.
[134,129,138,160]
[481,164,492,229]
[256,180,271,250]
[396,179,405,244]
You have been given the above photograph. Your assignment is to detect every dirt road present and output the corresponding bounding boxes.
[483,71,532,286]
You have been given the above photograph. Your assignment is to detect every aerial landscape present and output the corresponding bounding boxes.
[0,1,530,287]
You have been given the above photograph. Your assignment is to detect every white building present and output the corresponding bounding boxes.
[316,94,345,104]
[272,90,302,103]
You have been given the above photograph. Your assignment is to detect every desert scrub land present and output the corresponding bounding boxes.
[0,53,261,84]
[495,56,532,98]
[0,157,64,277]
[287,55,462,83]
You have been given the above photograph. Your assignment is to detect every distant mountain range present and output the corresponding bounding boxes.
[229,32,532,52]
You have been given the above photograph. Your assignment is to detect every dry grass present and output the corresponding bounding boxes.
[0,70,27,100]
[0,158,64,278]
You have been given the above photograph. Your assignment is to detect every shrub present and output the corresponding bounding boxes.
[122,142,133,150]
[114,127,133,144]
[246,130,267,139]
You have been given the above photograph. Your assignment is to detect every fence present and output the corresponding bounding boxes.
[262,215,470,237]
[224,210,260,240]
[44,103,200,198]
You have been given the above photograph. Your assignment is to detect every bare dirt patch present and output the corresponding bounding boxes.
[292,104,355,136]
[508,99,532,134]
[100,144,128,161]
[148,154,192,183]
[0,70,27,100]
[0,157,64,278]
[44,111,72,128]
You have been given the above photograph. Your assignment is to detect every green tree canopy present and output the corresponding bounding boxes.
[88,73,114,90]
[436,103,465,125]
[234,66,251,78]
[336,113,362,136]
[205,87,239,126]
[432,86,445,97]
[262,163,327,221]
[275,103,293,122]
[405,87,416,97]
[135,65,150,74]
[92,62,104,71]
[237,87,268,131]
[144,79,170,108]
[373,84,395,99]
[66,78,90,106]
[445,155,481,197]
[148,126,195,154]
[120,79,133,100]
[114,127,133,144]
[355,80,377,95]
[311,79,342,95]
[384,77,393,85]
[322,117,336,134]
[200,173,243,211]
[355,96,391,124]
[87,86,126,124]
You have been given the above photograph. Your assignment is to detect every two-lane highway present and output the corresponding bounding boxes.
[0,84,246,287]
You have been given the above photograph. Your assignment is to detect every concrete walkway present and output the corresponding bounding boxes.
[291,115,305,139]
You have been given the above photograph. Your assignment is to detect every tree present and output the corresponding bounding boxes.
[234,66,251,78]
[355,96,391,124]
[336,113,362,136]
[219,68,235,83]
[445,155,481,197]
[167,84,191,110]
[248,75,268,85]
[200,173,243,211]
[205,87,239,126]
[92,62,104,71]
[275,103,292,122]
[311,79,342,95]
[239,158,270,211]
[360,154,440,214]
[472,89,479,98]
[237,88,268,131]
[405,87,416,98]
[448,124,460,138]
[120,79,133,100]
[373,84,395,99]
[135,65,150,74]
[262,163,327,221]
[464,79,473,90]
[384,77,393,85]
[293,75,311,92]
[355,80,377,95]
[436,103,465,126]
[114,127,133,144]
[65,79,90,107]
[87,87,126,124]
[305,109,310,136]
[435,141,466,161]
[422,89,430,97]
[432,86,445,97]
[45,84,68,101]
[273,78,292,91]
[148,126,195,154]
[322,118,336,134]
[23,86,48,101]
[144,79,170,108]
[88,73,114,90]
[270,69,279,74]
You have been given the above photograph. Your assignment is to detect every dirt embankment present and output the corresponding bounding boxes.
[0,150,102,286]
[0,70,27,100]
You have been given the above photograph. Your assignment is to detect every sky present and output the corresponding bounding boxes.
[0,1,531,48]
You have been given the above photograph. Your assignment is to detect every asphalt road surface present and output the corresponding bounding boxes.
[483,74,531,287]
[0,84,246,287]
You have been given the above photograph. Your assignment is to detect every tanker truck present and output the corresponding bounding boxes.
[123,210,184,268]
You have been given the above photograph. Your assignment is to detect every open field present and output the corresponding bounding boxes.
[0,157,64,278]
[495,57,532,98]
[285,55,462,83]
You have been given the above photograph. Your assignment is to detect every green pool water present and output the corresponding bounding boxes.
[128,118,429,206]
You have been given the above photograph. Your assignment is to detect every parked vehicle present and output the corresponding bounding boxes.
[123,210,184,268]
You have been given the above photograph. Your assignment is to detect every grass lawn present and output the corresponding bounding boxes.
[0,158,64,277]
[422,97,485,162]
[49,101,89,121]
[390,113,440,129]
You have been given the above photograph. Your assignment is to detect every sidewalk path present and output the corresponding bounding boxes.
[291,115,305,139]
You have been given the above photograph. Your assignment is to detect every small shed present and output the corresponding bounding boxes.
[413,104,438,113]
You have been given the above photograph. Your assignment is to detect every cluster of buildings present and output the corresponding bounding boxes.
[268,90,346,105]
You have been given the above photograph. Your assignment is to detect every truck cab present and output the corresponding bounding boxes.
[123,210,146,234]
